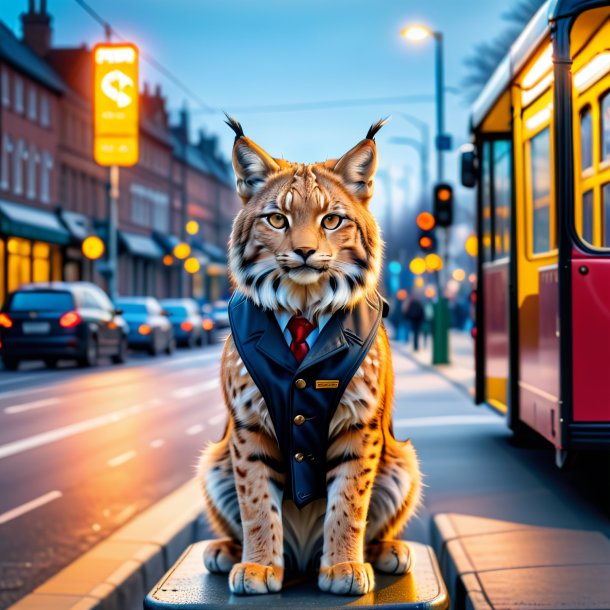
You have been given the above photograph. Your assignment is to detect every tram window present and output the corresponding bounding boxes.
[580,107,593,172]
[604,183,610,246]
[493,141,511,258]
[482,142,493,262]
[530,127,552,254]
[582,190,594,244]
[602,93,610,163]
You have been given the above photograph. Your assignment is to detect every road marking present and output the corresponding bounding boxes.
[209,412,226,426]
[393,414,501,429]
[172,380,219,399]
[4,397,60,415]
[186,424,204,436]
[107,450,137,468]
[150,438,165,449]
[0,490,62,525]
[0,403,144,461]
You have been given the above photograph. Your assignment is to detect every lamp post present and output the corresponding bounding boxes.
[401,23,450,365]
[400,25,447,182]
[389,135,428,211]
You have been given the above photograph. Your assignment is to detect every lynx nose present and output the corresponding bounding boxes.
[294,248,316,262]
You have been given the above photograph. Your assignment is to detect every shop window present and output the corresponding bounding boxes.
[602,92,610,164]
[1,134,12,191]
[580,106,593,172]
[32,242,50,282]
[582,190,594,244]
[493,140,512,259]
[27,86,37,121]
[1,68,9,108]
[530,127,552,254]
[40,93,50,127]
[604,183,610,247]
[7,238,31,293]
[13,76,23,114]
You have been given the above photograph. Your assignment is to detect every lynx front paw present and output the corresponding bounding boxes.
[228,562,283,595]
[203,539,242,574]
[318,561,375,595]
[369,540,414,575]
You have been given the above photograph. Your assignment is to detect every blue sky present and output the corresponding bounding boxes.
[1,0,512,220]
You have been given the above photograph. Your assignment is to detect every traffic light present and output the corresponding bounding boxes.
[416,211,436,252]
[434,183,453,227]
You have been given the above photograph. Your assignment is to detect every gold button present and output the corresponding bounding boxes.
[294,378,306,390]
[293,414,306,426]
[294,452,304,462]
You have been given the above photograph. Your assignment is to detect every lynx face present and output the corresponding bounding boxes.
[227,118,384,318]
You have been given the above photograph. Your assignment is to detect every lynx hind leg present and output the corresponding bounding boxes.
[366,540,414,575]
[366,439,422,545]
[204,538,242,574]
[197,431,243,544]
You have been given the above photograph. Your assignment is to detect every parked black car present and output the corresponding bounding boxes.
[0,282,128,370]
[115,297,175,356]
[159,298,206,347]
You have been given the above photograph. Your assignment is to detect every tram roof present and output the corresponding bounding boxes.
[471,0,608,130]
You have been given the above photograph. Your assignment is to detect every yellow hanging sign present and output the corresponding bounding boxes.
[93,43,139,167]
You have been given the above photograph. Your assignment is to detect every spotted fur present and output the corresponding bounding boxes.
[198,121,422,596]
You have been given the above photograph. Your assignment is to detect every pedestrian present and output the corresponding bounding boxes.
[404,296,425,351]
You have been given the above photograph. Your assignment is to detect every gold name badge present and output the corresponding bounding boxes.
[316,380,340,389]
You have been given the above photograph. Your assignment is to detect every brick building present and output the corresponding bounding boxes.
[0,0,239,305]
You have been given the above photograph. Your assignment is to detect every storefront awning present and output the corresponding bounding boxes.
[119,231,164,260]
[195,241,227,264]
[152,231,181,254]
[59,210,90,242]
[0,200,71,245]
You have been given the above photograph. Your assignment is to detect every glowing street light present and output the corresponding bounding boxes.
[163,254,174,266]
[465,235,478,257]
[184,257,201,274]
[400,24,432,42]
[425,253,443,272]
[409,257,426,275]
[82,235,105,260]
[173,242,191,260]
[185,220,199,235]
[452,268,466,282]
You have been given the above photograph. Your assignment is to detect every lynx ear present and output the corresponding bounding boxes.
[226,115,280,203]
[332,119,386,205]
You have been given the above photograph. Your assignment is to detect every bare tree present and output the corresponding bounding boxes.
[462,0,546,102]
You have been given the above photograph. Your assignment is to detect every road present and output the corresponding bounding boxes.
[1,336,609,609]
[0,342,228,609]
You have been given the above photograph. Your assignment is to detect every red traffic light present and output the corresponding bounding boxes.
[437,187,451,201]
[416,212,435,231]
[419,236,433,250]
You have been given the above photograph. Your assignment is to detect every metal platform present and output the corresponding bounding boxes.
[144,540,449,609]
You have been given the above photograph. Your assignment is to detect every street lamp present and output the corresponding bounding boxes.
[400,23,447,182]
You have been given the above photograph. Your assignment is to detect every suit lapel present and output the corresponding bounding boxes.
[256,310,298,372]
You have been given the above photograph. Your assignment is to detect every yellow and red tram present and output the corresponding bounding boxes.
[462,0,610,465]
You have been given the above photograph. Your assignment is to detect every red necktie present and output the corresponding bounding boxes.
[287,316,315,364]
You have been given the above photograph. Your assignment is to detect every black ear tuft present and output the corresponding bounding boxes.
[224,112,245,140]
[366,117,389,141]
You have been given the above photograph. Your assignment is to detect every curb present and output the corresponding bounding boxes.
[8,479,206,610]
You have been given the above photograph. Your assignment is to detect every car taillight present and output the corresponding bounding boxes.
[202,319,214,331]
[59,311,81,329]
[0,313,13,328]
[181,321,194,332]
[139,324,152,335]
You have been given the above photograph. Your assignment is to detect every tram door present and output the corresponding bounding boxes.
[513,47,561,446]
[479,138,512,413]
[569,12,610,430]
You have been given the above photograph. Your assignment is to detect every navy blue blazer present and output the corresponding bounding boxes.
[228,292,385,508]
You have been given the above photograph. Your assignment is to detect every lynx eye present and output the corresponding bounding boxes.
[266,213,288,229]
[322,214,343,230]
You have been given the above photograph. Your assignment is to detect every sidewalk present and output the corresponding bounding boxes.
[393,329,475,397]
